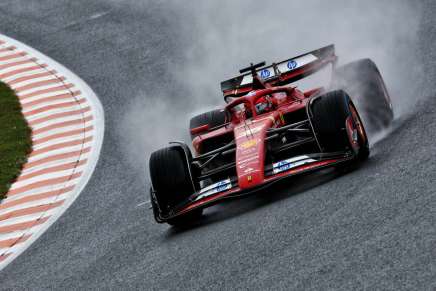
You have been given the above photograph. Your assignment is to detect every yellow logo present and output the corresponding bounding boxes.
[240,139,257,149]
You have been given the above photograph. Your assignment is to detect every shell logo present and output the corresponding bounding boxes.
[240,139,257,149]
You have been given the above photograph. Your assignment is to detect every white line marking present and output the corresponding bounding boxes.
[25,106,86,122]
[0,63,42,75]
[10,165,86,190]
[26,144,88,163]
[3,181,78,203]
[0,193,70,214]
[22,95,81,110]
[14,82,65,95]
[9,75,60,89]
[0,231,32,242]
[29,112,92,130]
[20,89,76,104]
[136,200,150,208]
[3,68,49,83]
[20,156,90,177]
[0,209,58,229]
[22,95,80,111]
[0,56,29,66]
[32,131,93,150]
[0,50,20,58]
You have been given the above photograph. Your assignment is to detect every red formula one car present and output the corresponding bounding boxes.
[149,45,393,226]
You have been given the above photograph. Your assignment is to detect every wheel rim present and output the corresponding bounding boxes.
[349,102,368,148]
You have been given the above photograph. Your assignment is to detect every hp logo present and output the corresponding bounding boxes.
[260,69,270,79]
[287,60,297,70]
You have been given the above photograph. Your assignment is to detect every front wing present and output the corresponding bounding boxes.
[151,151,354,223]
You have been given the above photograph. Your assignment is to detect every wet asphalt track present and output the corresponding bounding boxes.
[0,0,436,289]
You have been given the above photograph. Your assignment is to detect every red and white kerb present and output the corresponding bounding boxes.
[0,37,102,268]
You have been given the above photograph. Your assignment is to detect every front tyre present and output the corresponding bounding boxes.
[149,145,203,226]
[309,90,369,162]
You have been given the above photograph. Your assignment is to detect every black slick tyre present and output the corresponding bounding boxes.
[149,146,203,225]
[310,90,369,161]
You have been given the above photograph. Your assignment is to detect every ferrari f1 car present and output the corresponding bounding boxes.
[149,45,393,226]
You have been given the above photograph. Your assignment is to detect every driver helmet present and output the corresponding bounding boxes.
[255,96,273,114]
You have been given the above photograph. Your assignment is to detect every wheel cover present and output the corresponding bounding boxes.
[346,102,368,153]
[350,103,367,144]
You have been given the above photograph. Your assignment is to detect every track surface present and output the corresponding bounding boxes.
[0,1,435,289]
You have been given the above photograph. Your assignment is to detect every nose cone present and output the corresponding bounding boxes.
[234,116,274,190]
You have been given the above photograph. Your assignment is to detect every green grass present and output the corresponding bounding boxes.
[0,81,32,199]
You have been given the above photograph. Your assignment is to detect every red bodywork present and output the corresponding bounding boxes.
[193,87,310,189]
[154,45,357,222]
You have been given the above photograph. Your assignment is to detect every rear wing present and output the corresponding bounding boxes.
[220,44,337,98]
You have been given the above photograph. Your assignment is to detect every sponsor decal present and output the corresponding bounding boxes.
[239,54,317,86]
[275,160,293,173]
[235,125,263,139]
[240,139,257,149]
[287,60,298,70]
[196,178,232,201]
[243,167,254,173]
[216,180,229,192]
[272,156,316,174]
[240,147,257,155]
[260,69,271,79]
[237,156,259,165]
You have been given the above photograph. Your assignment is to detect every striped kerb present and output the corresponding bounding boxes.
[0,38,95,263]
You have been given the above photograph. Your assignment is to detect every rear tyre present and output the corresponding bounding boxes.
[189,109,226,140]
[149,146,203,225]
[332,58,393,134]
[310,90,369,161]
